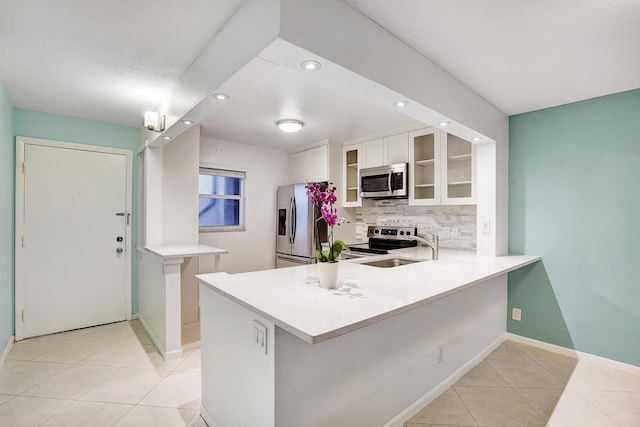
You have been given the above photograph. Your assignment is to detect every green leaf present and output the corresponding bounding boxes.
[331,240,350,260]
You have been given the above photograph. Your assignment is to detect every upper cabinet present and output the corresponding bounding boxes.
[342,145,361,207]
[409,128,475,205]
[290,145,328,184]
[409,128,441,205]
[360,133,409,169]
[290,141,342,188]
[383,133,409,165]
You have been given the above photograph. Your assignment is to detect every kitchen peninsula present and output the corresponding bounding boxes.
[197,248,539,427]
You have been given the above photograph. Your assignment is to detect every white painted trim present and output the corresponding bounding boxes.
[506,333,640,376]
[199,405,218,427]
[14,136,133,340]
[136,313,183,361]
[1,335,15,368]
[383,334,504,427]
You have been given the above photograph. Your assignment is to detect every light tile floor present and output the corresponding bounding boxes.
[405,341,640,427]
[0,320,206,427]
[4,325,640,426]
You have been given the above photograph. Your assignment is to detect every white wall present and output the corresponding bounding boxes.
[162,129,199,246]
[199,137,289,273]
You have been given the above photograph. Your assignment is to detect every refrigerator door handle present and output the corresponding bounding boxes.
[291,195,297,243]
[288,196,294,244]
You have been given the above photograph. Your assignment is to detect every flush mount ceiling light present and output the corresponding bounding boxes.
[393,100,408,108]
[473,137,482,142]
[439,121,450,127]
[212,93,229,101]
[300,60,321,71]
[181,120,194,125]
[277,119,304,133]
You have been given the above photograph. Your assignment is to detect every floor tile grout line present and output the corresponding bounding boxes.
[573,388,627,426]
[451,385,480,426]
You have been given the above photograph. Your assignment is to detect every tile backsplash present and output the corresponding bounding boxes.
[355,200,477,250]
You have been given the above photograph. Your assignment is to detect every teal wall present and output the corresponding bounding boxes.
[508,89,640,366]
[13,108,141,314]
[0,86,15,350]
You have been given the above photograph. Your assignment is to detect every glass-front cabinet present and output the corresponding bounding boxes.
[409,128,441,205]
[442,133,475,204]
[342,144,361,207]
[409,128,475,206]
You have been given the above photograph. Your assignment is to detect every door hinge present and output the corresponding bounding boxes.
[21,236,25,248]
[21,310,24,321]
[22,162,26,174]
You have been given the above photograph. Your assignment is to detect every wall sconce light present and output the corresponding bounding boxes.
[144,111,166,132]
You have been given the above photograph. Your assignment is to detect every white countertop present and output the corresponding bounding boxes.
[197,248,540,344]
[144,244,228,259]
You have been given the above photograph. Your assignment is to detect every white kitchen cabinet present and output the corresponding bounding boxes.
[290,145,328,183]
[383,133,409,165]
[409,128,441,205]
[342,144,361,207]
[289,142,342,189]
[442,133,476,204]
[360,134,409,169]
[409,128,475,206]
[360,138,383,169]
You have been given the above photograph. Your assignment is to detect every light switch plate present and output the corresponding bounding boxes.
[253,320,267,354]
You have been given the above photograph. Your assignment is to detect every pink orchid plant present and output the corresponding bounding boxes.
[305,182,350,263]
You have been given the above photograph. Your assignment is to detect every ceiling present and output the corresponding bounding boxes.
[1,0,639,149]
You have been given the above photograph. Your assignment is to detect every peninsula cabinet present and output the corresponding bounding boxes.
[409,128,476,206]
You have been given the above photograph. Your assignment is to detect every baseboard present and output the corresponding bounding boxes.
[136,313,183,361]
[506,333,640,376]
[1,335,15,368]
[131,313,139,320]
[383,334,505,427]
[199,405,218,427]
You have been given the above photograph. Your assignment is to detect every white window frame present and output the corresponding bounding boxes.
[198,167,246,232]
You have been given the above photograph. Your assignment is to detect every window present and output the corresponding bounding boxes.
[199,168,246,232]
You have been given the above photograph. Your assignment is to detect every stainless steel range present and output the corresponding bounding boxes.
[344,225,418,259]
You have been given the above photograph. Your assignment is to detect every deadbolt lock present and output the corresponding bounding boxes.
[116,247,124,254]
[116,236,123,242]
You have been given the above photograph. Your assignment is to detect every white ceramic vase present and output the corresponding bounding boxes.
[317,261,339,289]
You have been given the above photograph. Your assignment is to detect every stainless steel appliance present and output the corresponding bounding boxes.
[344,225,417,259]
[360,163,408,199]
[276,183,327,268]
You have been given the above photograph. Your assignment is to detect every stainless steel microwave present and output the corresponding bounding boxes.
[360,163,408,199]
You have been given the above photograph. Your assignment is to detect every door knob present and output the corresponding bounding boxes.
[116,247,124,254]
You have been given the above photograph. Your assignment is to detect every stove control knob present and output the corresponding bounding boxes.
[375,229,379,234]
[406,231,411,236]
[400,231,405,235]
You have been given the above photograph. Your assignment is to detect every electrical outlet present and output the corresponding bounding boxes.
[436,345,443,363]
[512,308,522,322]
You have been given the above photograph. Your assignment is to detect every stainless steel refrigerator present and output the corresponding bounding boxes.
[276,183,327,268]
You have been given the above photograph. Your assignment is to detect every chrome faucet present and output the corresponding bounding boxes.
[409,232,439,260]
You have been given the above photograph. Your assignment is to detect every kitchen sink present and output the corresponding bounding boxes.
[358,257,424,268]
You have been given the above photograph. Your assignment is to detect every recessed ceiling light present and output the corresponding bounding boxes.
[182,120,194,125]
[439,121,450,127]
[473,137,482,142]
[277,119,304,133]
[162,136,171,140]
[393,101,408,108]
[300,60,321,71]
[212,93,229,101]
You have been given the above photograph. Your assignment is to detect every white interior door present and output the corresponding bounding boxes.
[19,141,130,338]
